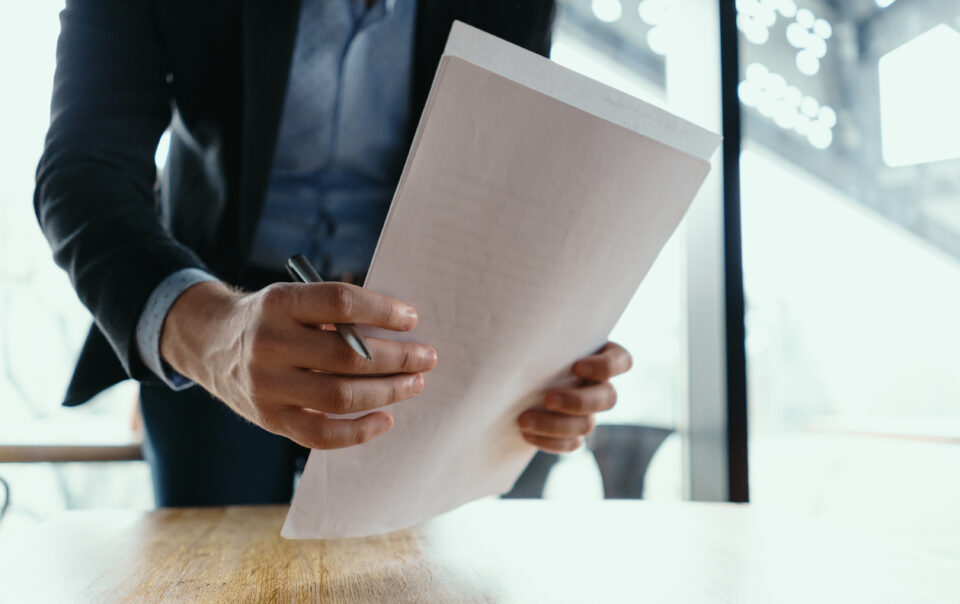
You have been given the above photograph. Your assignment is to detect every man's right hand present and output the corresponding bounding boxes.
[160,280,437,450]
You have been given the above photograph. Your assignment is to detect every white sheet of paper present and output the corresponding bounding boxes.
[283,22,720,539]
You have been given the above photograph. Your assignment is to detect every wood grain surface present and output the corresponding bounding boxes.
[0,444,143,463]
[1,500,959,603]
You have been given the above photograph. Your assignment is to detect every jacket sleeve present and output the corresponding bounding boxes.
[34,0,209,382]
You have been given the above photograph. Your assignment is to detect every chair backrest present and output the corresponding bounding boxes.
[588,425,673,499]
[0,476,10,526]
[502,424,674,499]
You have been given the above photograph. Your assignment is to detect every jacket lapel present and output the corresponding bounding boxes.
[236,0,302,270]
[409,0,478,138]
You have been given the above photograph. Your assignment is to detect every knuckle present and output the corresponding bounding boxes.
[398,346,414,372]
[246,369,272,401]
[247,328,278,364]
[390,378,405,403]
[251,402,284,435]
[248,403,272,428]
[383,301,403,327]
[325,283,356,317]
[308,431,333,450]
[355,423,377,445]
[605,382,618,408]
[569,393,587,413]
[332,341,365,372]
[599,358,617,379]
[260,283,291,312]
[327,380,355,413]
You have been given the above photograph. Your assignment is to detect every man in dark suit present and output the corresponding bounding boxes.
[35,0,632,506]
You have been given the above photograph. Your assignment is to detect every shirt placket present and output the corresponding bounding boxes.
[306,0,388,277]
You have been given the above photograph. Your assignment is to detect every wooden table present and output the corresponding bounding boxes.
[0,419,142,463]
[1,500,959,603]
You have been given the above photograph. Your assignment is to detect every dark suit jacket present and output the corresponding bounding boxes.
[34,0,556,406]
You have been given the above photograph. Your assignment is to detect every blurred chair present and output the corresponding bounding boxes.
[0,404,144,527]
[0,475,9,525]
[589,425,672,498]
[503,424,673,499]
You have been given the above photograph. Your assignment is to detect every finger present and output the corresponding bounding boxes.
[258,368,425,414]
[274,407,393,450]
[265,282,419,331]
[282,326,438,375]
[544,382,617,415]
[521,433,584,454]
[573,342,632,382]
[518,409,595,438]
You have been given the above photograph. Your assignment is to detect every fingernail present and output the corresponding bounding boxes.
[401,306,418,327]
[411,373,424,394]
[423,347,438,365]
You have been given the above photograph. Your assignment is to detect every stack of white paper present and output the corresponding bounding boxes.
[283,21,720,539]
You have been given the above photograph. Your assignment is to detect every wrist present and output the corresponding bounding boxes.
[160,280,241,385]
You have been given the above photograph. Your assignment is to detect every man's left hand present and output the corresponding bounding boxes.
[518,342,632,453]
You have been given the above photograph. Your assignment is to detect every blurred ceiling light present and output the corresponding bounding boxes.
[774,103,797,129]
[785,85,802,106]
[786,22,808,48]
[736,0,776,45]
[777,0,798,18]
[800,96,820,117]
[807,35,827,58]
[646,26,669,55]
[740,63,836,149]
[796,50,820,75]
[591,0,622,23]
[876,0,896,7]
[813,18,832,39]
[766,72,787,95]
[746,62,769,81]
[818,106,837,128]
[637,0,668,26]
[738,81,761,107]
[785,7,831,76]
[879,24,960,166]
[808,125,833,149]
[739,16,771,44]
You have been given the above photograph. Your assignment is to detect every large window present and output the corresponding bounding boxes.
[737,0,960,554]
[0,2,153,537]
[545,0,726,501]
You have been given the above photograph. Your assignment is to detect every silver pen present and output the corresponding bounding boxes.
[285,254,374,361]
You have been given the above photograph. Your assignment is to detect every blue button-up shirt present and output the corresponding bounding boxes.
[136,0,416,389]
